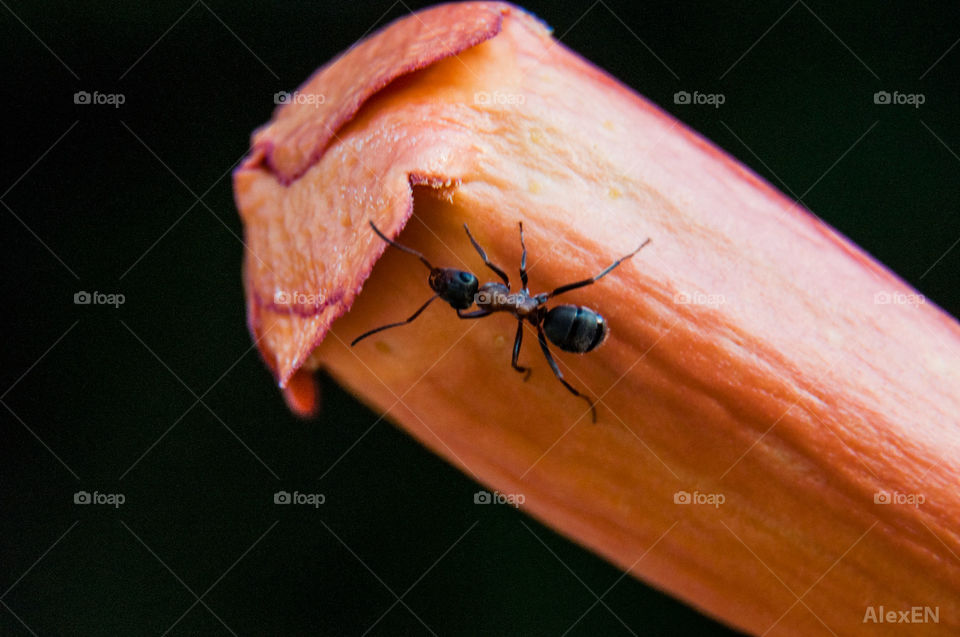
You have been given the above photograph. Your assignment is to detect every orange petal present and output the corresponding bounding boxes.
[234,3,960,635]
[281,367,319,417]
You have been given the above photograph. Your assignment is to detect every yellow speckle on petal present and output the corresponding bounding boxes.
[529,180,542,194]
[608,187,622,200]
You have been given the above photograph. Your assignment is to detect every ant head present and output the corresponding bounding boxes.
[429,268,479,310]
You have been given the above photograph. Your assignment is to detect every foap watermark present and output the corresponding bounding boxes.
[674,490,725,508]
[863,605,939,624]
[874,490,925,508]
[274,91,326,107]
[474,90,526,106]
[274,490,325,508]
[674,291,726,307]
[74,291,125,308]
[74,490,125,508]
[474,490,525,508]
[273,289,326,306]
[74,90,125,108]
[873,90,925,108]
[874,291,925,306]
[674,90,725,108]
[475,290,525,306]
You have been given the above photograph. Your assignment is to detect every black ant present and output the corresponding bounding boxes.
[352,221,650,422]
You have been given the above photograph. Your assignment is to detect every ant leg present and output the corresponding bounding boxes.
[457,309,492,319]
[369,221,434,271]
[546,238,651,299]
[536,326,597,422]
[518,222,528,290]
[351,294,438,346]
[463,224,510,286]
[511,320,532,381]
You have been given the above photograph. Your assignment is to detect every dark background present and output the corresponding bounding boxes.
[1,1,957,635]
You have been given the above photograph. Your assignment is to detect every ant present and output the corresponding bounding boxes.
[352,220,650,422]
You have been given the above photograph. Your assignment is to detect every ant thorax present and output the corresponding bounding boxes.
[475,282,540,317]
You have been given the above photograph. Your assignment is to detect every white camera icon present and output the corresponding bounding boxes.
[873,91,891,105]
[74,490,91,504]
[274,490,291,504]
[874,491,891,504]
[74,291,92,304]
[673,490,691,504]
[274,91,292,105]
[74,91,91,104]
[674,91,691,105]
[474,490,492,504]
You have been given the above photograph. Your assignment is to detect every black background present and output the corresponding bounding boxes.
[1,1,958,635]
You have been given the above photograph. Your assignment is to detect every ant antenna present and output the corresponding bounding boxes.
[369,221,433,270]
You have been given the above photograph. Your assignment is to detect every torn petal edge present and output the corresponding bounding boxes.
[245,173,462,389]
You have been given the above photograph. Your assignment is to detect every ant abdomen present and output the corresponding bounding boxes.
[543,305,608,353]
